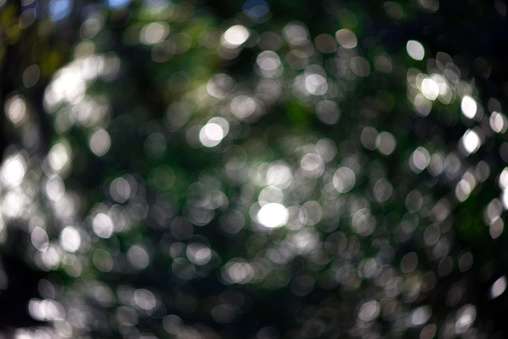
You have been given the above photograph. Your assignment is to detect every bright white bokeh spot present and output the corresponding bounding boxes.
[499,168,508,190]
[45,175,65,201]
[305,74,327,95]
[31,227,49,252]
[5,95,27,125]
[462,129,481,154]
[258,185,284,205]
[230,95,260,120]
[92,213,114,238]
[89,128,111,157]
[110,176,131,203]
[140,22,170,45]
[222,25,250,48]
[283,22,309,45]
[335,29,357,49]
[222,259,254,284]
[186,243,212,265]
[332,167,356,193]
[256,51,281,71]
[257,203,288,228]
[1,154,26,187]
[461,96,477,119]
[409,147,430,173]
[134,288,157,310]
[501,190,508,210]
[490,276,507,299]
[60,226,81,252]
[406,40,425,60]
[266,163,293,189]
[48,142,71,174]
[490,112,508,133]
[455,173,476,202]
[421,78,439,101]
[410,306,431,326]
[127,245,150,270]
[358,300,379,322]
[376,131,396,155]
[300,153,324,177]
[455,305,476,334]
[199,117,229,147]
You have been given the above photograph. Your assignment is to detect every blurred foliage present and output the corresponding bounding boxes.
[2,0,508,338]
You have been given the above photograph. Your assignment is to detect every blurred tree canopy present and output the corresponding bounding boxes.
[1,0,508,338]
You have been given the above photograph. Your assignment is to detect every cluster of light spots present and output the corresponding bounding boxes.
[362,128,398,156]
[221,25,250,48]
[140,22,170,45]
[484,198,504,239]
[44,54,120,114]
[406,40,425,61]
[28,298,65,321]
[409,147,430,173]
[335,29,357,49]
[89,128,111,157]
[461,129,481,155]
[461,96,477,119]
[455,170,476,202]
